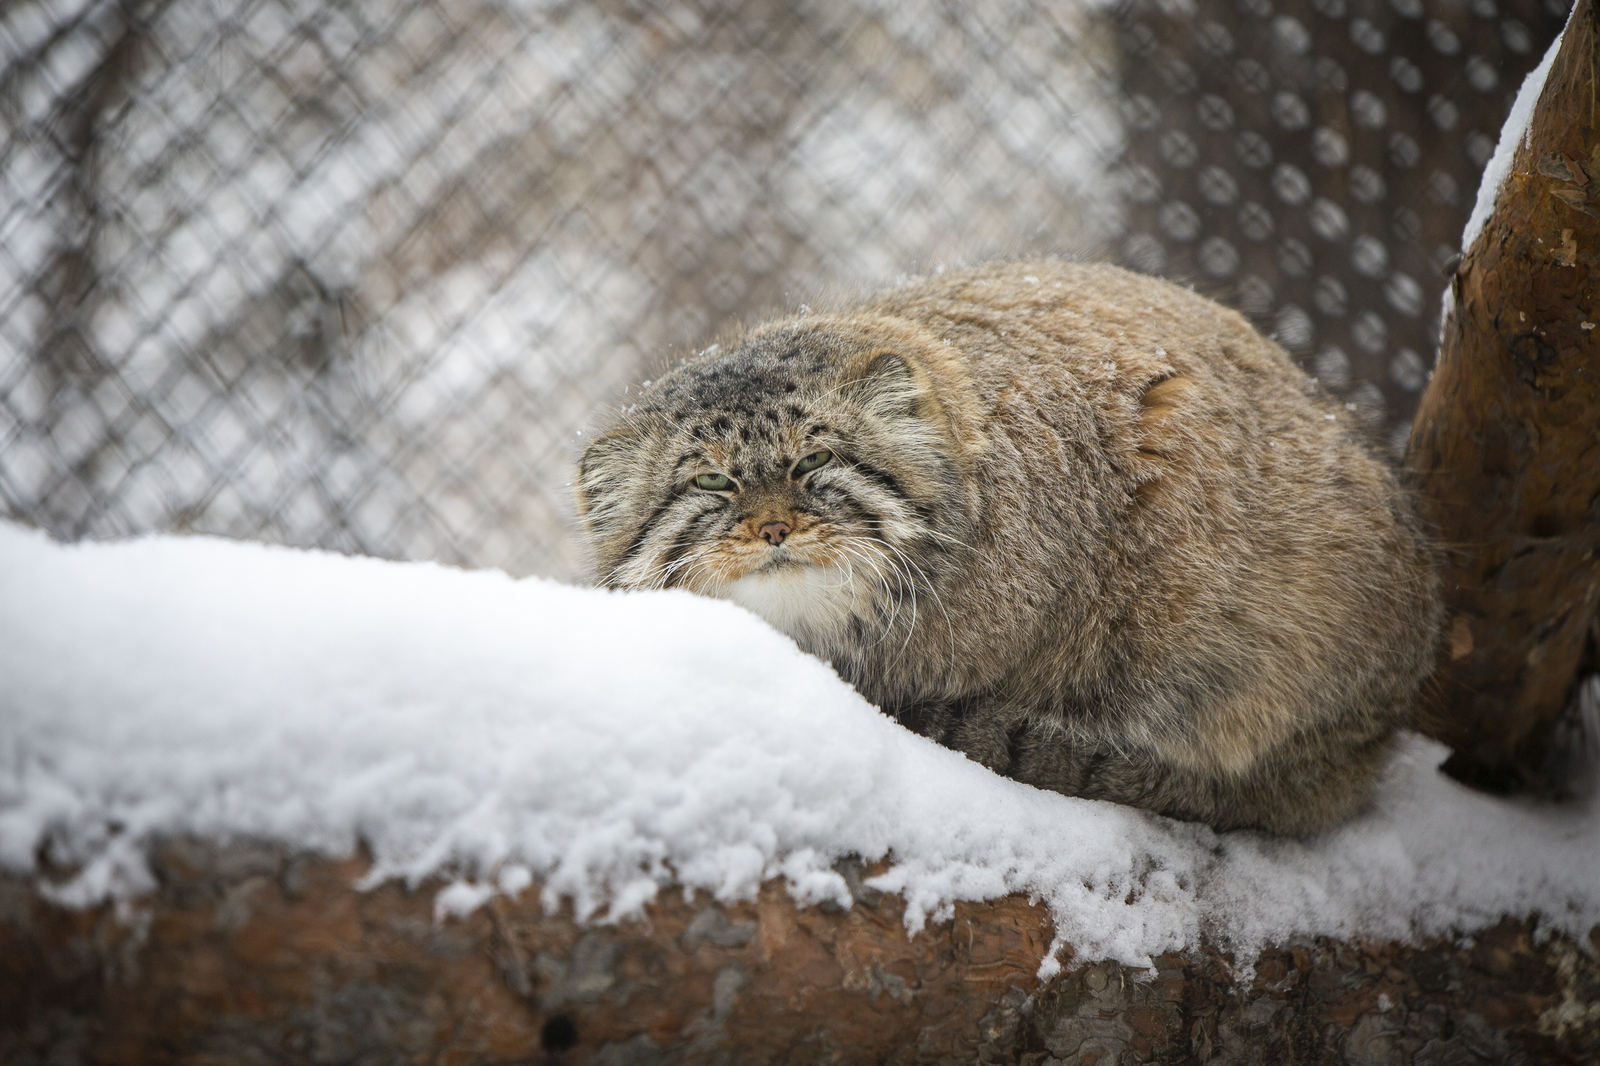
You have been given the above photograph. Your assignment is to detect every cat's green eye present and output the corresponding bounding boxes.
[793,449,832,475]
[694,472,734,492]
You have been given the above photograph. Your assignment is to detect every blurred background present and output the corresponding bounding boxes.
[0,0,1571,581]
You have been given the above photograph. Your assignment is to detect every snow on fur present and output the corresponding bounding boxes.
[1,523,1595,976]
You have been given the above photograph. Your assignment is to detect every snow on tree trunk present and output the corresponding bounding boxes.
[1406,0,1600,796]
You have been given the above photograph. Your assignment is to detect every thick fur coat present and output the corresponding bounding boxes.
[576,260,1441,835]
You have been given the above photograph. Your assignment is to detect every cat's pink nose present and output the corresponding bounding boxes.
[758,521,791,545]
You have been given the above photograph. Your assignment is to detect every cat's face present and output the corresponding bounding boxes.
[577,318,969,652]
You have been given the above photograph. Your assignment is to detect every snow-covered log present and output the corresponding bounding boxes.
[1406,0,1600,796]
[4,846,1599,1064]
[1,525,1598,1061]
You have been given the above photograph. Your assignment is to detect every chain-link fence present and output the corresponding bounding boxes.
[0,0,1570,580]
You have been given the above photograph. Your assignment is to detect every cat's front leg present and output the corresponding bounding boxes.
[889,696,1185,821]
[889,697,1094,785]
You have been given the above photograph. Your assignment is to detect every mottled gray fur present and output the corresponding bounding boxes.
[576,261,1441,835]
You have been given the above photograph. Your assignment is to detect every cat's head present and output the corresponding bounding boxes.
[576,314,977,650]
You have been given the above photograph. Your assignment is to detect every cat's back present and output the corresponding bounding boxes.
[864,260,1439,778]
[862,260,1345,539]
[865,260,1407,574]
[867,259,1308,438]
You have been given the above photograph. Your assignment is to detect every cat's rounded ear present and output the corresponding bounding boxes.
[842,348,932,421]
[574,421,647,527]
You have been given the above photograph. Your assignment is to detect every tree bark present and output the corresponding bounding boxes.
[2,842,1597,1065]
[1405,0,1600,795]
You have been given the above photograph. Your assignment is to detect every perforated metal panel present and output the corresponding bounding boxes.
[1115,0,1569,454]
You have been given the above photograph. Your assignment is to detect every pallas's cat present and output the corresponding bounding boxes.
[576,260,1440,835]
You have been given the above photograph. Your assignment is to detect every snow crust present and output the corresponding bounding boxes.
[3,523,1597,975]
[1459,13,1569,253]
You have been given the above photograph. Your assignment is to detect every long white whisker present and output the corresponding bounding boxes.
[916,525,969,550]
[870,540,923,654]
[854,540,919,652]
[837,542,905,650]
[872,543,920,651]
[837,542,896,636]
[878,536,958,675]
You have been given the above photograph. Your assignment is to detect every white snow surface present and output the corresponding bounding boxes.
[2,524,1597,976]
[1459,11,1569,254]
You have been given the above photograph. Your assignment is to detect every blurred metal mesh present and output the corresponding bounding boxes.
[0,0,1569,580]
[1115,0,1571,454]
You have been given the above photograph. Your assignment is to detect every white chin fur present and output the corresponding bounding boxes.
[711,564,866,650]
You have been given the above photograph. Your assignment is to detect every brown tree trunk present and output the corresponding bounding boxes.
[3,842,1597,1065]
[1405,0,1600,795]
